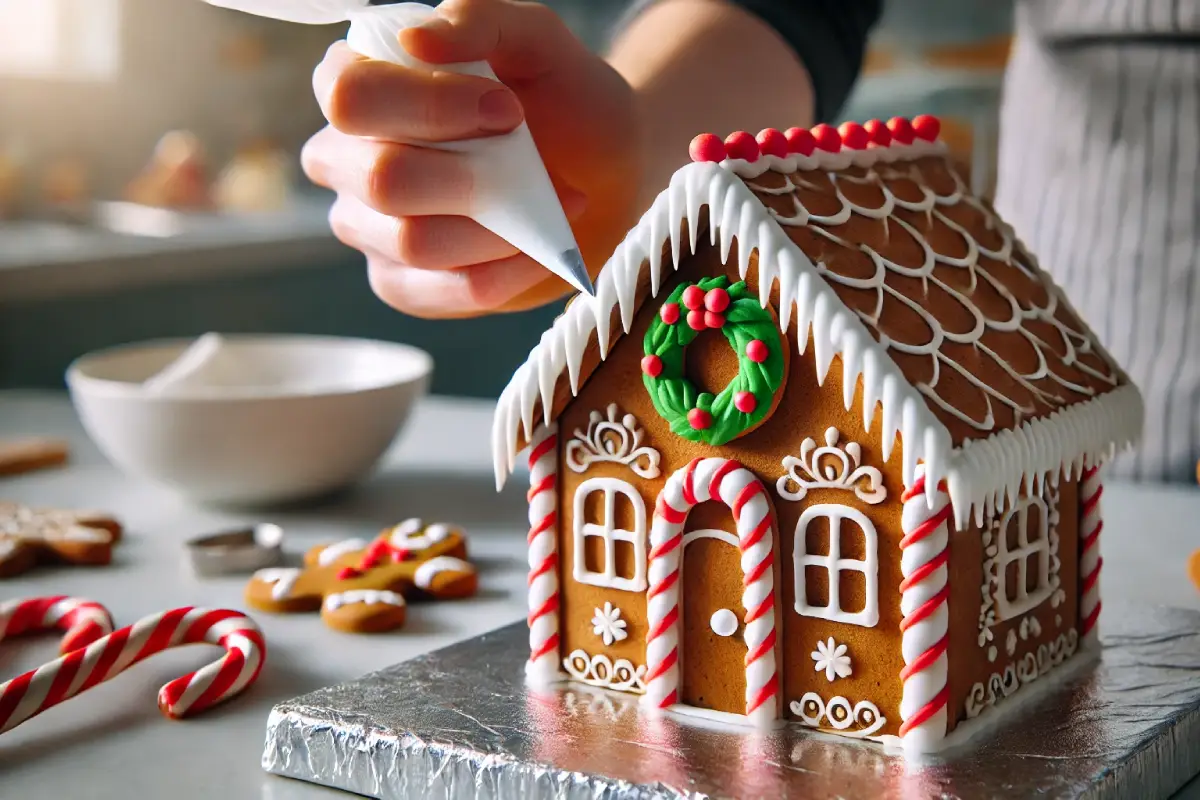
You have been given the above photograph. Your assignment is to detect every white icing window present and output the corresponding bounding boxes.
[0,0,120,79]
[572,477,647,593]
[994,496,1053,621]
[793,504,879,628]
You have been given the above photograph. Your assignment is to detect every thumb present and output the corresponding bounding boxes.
[399,0,585,83]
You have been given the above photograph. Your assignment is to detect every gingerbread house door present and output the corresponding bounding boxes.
[680,527,748,714]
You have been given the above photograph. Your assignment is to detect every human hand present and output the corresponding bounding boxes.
[302,0,641,318]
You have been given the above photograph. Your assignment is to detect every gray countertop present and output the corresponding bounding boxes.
[0,389,1196,799]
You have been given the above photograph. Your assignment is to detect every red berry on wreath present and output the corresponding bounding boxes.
[704,287,730,313]
[734,391,757,414]
[660,302,680,324]
[688,408,712,430]
[746,339,768,363]
[682,285,706,310]
[641,354,663,377]
[704,311,726,329]
[687,309,707,331]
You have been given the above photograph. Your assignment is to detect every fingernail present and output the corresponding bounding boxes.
[478,90,522,133]
[416,17,453,35]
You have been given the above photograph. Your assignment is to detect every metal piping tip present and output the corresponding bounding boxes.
[556,248,595,297]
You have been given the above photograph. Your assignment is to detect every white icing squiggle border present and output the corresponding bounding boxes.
[492,158,1143,527]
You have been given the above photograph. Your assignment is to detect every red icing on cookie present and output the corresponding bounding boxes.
[689,133,726,163]
[811,123,842,153]
[704,311,726,329]
[734,391,757,414]
[784,127,815,157]
[660,302,680,324]
[687,408,712,430]
[887,116,915,145]
[641,354,663,378]
[704,287,730,313]
[682,285,706,311]
[913,114,941,141]
[838,121,869,150]
[756,128,788,158]
[724,131,759,162]
[864,119,892,146]
[746,339,768,363]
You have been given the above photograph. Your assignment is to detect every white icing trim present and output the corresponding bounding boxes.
[792,504,879,628]
[719,139,948,181]
[565,404,661,479]
[562,649,646,694]
[992,490,1060,621]
[571,477,647,593]
[791,692,885,738]
[681,528,741,550]
[254,567,300,601]
[491,157,1142,527]
[412,556,473,590]
[965,629,1079,719]
[323,589,406,612]
[810,637,853,682]
[710,608,738,637]
[316,538,368,567]
[776,427,886,505]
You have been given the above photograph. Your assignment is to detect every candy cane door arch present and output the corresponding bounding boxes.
[645,458,780,726]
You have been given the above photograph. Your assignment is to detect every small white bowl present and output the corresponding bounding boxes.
[67,334,433,507]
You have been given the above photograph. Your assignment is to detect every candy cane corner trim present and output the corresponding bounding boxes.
[898,465,952,755]
[645,457,780,726]
[525,423,563,686]
[1079,463,1104,641]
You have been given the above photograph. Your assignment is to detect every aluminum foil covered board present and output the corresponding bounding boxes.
[262,601,1200,799]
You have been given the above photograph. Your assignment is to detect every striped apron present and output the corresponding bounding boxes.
[995,0,1200,483]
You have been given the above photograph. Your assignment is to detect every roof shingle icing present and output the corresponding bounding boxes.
[493,118,1142,526]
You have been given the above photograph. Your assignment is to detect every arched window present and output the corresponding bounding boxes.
[994,495,1054,620]
[793,504,879,628]
[572,477,647,592]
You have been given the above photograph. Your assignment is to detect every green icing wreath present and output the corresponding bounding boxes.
[641,276,786,446]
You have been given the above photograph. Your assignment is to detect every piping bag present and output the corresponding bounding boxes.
[203,0,594,296]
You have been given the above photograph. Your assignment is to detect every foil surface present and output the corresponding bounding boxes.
[262,601,1200,799]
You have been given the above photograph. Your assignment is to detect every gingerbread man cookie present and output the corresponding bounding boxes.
[0,502,122,578]
[244,518,477,633]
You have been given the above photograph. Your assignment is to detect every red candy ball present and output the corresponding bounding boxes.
[641,354,663,378]
[724,131,759,162]
[659,302,680,324]
[811,123,842,153]
[734,391,757,414]
[838,121,869,150]
[682,285,706,310]
[864,119,892,146]
[689,133,727,163]
[785,127,816,157]
[704,287,730,313]
[887,117,914,145]
[756,128,789,158]
[913,114,941,141]
[687,309,707,331]
[688,408,713,430]
[746,339,769,363]
[704,311,726,329]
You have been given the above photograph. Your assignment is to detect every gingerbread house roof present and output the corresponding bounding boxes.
[493,118,1143,526]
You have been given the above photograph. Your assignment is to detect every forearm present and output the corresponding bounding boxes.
[608,0,816,205]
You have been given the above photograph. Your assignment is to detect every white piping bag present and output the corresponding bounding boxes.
[203,0,594,295]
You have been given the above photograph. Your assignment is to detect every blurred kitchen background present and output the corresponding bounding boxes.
[0,0,1013,397]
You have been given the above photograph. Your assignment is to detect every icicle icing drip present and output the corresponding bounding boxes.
[491,127,1143,525]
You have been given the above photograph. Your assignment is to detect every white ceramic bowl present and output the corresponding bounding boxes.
[67,334,433,507]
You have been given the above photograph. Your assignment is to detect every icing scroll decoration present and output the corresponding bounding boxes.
[562,650,647,694]
[965,629,1079,718]
[565,404,661,479]
[776,428,886,505]
[791,693,886,739]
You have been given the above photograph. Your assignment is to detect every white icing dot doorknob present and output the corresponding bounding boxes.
[710,608,738,637]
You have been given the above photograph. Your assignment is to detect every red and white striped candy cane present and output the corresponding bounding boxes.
[1080,464,1104,639]
[0,596,113,655]
[898,466,951,756]
[525,424,561,684]
[0,607,265,734]
[645,457,779,726]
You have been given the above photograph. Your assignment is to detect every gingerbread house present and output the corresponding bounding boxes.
[492,116,1142,758]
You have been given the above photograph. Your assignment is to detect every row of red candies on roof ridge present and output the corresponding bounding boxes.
[689,115,942,163]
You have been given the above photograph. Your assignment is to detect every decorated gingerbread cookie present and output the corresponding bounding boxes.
[245,518,477,633]
[0,502,122,578]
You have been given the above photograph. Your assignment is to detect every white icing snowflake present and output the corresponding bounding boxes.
[811,637,852,682]
[591,602,628,646]
[1006,629,1018,656]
